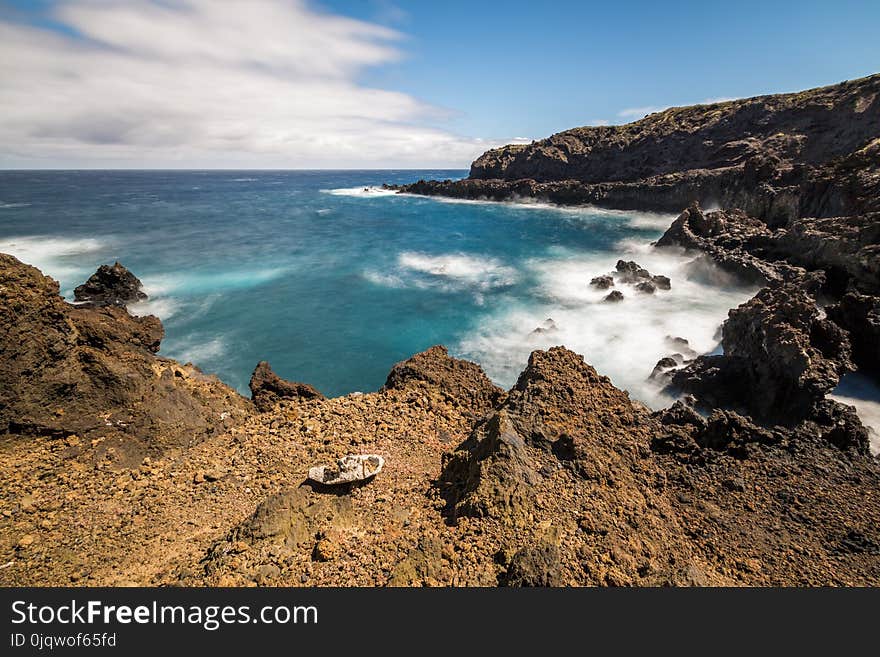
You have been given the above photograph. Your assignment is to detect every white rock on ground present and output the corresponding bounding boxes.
[308,454,384,485]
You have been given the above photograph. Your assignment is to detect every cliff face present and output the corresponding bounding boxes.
[470,75,879,183]
[399,74,880,225]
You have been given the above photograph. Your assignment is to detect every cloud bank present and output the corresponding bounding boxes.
[0,0,523,168]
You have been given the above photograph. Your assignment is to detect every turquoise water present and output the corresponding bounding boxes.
[0,170,756,405]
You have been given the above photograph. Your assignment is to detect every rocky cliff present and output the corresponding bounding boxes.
[397,74,880,225]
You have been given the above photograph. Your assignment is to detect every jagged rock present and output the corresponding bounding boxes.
[530,318,558,336]
[249,361,324,412]
[383,345,504,414]
[603,290,624,302]
[652,275,671,290]
[74,262,147,307]
[650,356,680,380]
[590,275,614,289]
[439,412,539,522]
[0,254,248,454]
[795,399,870,455]
[669,284,854,424]
[307,455,384,486]
[636,280,657,294]
[615,259,651,283]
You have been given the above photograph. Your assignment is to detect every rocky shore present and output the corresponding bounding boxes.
[1,73,878,586]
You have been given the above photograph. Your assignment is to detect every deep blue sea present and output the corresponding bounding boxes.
[0,169,868,418]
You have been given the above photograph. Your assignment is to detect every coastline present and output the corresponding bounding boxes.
[2,73,879,587]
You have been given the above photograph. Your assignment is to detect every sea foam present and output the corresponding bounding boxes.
[323,186,398,197]
[457,241,757,409]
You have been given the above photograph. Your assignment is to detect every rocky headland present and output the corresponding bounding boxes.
[1,74,879,586]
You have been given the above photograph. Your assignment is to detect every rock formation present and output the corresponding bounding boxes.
[396,74,880,223]
[249,361,325,412]
[74,261,148,307]
[0,254,249,463]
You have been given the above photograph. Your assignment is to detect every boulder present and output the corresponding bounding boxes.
[603,290,624,303]
[590,275,614,289]
[74,262,147,307]
[249,361,324,412]
[383,345,503,414]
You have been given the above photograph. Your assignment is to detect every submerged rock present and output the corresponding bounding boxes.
[530,318,558,336]
[615,260,652,284]
[74,262,147,307]
[308,454,384,486]
[590,275,614,289]
[603,290,624,303]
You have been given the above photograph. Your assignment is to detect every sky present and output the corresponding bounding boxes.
[1,0,878,169]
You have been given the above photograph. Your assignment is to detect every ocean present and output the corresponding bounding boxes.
[1,169,874,436]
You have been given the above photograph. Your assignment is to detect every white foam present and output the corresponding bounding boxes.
[0,202,31,209]
[456,243,757,409]
[140,268,286,296]
[128,297,182,320]
[0,235,110,290]
[398,252,517,286]
[322,186,398,197]
[164,337,226,368]
[364,251,518,299]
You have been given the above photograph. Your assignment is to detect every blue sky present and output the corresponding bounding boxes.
[1,0,878,168]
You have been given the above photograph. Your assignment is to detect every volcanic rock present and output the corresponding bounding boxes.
[590,275,614,289]
[398,74,880,223]
[652,275,671,290]
[615,260,651,283]
[74,262,147,307]
[669,283,854,424]
[603,290,624,302]
[0,254,248,455]
[383,345,504,414]
[249,361,325,412]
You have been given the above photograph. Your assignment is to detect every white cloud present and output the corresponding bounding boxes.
[0,0,512,168]
[701,96,741,104]
[616,105,667,120]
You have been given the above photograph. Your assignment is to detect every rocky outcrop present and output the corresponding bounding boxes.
[249,361,324,412]
[383,345,504,415]
[74,261,148,307]
[397,74,880,225]
[656,202,880,295]
[439,347,709,585]
[667,283,854,425]
[0,253,249,462]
